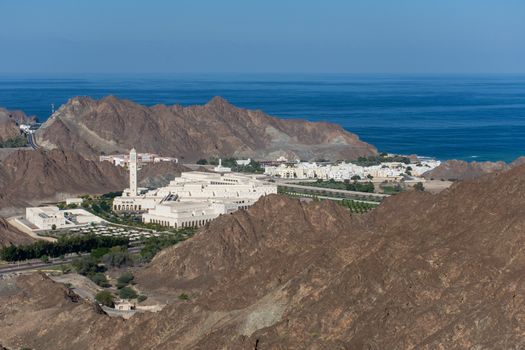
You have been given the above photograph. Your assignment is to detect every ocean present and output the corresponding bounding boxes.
[0,74,524,162]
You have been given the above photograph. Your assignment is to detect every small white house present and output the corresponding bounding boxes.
[114,300,135,311]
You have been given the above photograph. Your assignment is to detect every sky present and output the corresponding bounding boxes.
[0,0,524,74]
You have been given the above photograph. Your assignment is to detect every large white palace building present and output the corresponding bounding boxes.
[112,149,277,229]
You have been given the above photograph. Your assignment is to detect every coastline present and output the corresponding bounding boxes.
[1,74,524,162]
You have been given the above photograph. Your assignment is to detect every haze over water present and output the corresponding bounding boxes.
[1,74,524,162]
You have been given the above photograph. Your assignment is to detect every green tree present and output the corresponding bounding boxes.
[0,234,128,262]
[117,271,135,285]
[119,286,138,300]
[40,255,50,263]
[90,273,110,287]
[196,159,208,165]
[414,182,425,191]
[72,256,102,276]
[91,247,110,260]
[102,247,134,268]
[95,290,115,307]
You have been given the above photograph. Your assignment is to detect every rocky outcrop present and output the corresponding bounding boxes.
[0,108,35,143]
[423,157,525,180]
[0,149,126,210]
[0,218,33,247]
[3,165,525,348]
[35,96,377,161]
[0,149,189,211]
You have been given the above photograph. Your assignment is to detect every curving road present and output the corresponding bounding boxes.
[27,132,39,149]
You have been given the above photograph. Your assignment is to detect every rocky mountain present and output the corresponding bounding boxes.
[0,149,126,211]
[0,107,35,143]
[3,164,525,348]
[35,96,377,161]
[423,157,525,180]
[0,149,189,213]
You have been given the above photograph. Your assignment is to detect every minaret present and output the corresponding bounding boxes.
[129,148,138,196]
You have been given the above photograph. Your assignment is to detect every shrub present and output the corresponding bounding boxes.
[414,182,425,191]
[0,135,28,148]
[95,290,115,307]
[72,256,104,276]
[91,247,110,259]
[178,293,190,301]
[90,273,110,288]
[137,295,148,302]
[116,281,128,289]
[102,247,134,268]
[117,271,134,285]
[119,287,138,300]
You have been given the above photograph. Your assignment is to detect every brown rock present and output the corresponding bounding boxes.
[4,165,525,348]
[0,149,190,211]
[0,218,33,247]
[35,96,377,161]
[423,159,510,180]
[0,108,35,143]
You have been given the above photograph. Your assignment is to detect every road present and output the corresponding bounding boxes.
[277,183,390,201]
[0,246,142,275]
[27,132,39,149]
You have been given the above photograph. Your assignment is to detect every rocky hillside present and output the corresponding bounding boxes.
[0,218,33,247]
[0,149,189,212]
[3,165,525,348]
[0,107,35,143]
[423,157,525,180]
[0,149,126,210]
[35,96,377,161]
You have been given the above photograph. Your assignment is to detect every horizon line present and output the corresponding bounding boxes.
[1,72,525,77]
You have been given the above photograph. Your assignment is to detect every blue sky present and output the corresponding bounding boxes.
[0,0,524,74]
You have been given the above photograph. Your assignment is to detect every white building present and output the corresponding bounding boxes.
[213,158,232,173]
[140,172,276,228]
[113,150,277,228]
[26,206,67,230]
[114,300,135,311]
[129,148,138,196]
[100,152,178,167]
[25,206,105,231]
[264,159,441,181]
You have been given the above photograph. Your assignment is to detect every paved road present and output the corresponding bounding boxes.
[0,246,142,275]
[27,133,39,149]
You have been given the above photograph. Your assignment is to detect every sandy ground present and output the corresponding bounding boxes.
[51,273,101,301]
[423,179,453,193]
[51,272,165,318]
[7,216,57,242]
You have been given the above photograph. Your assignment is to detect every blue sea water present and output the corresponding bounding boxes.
[0,74,524,162]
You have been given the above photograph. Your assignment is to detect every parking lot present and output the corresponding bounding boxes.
[68,224,160,242]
